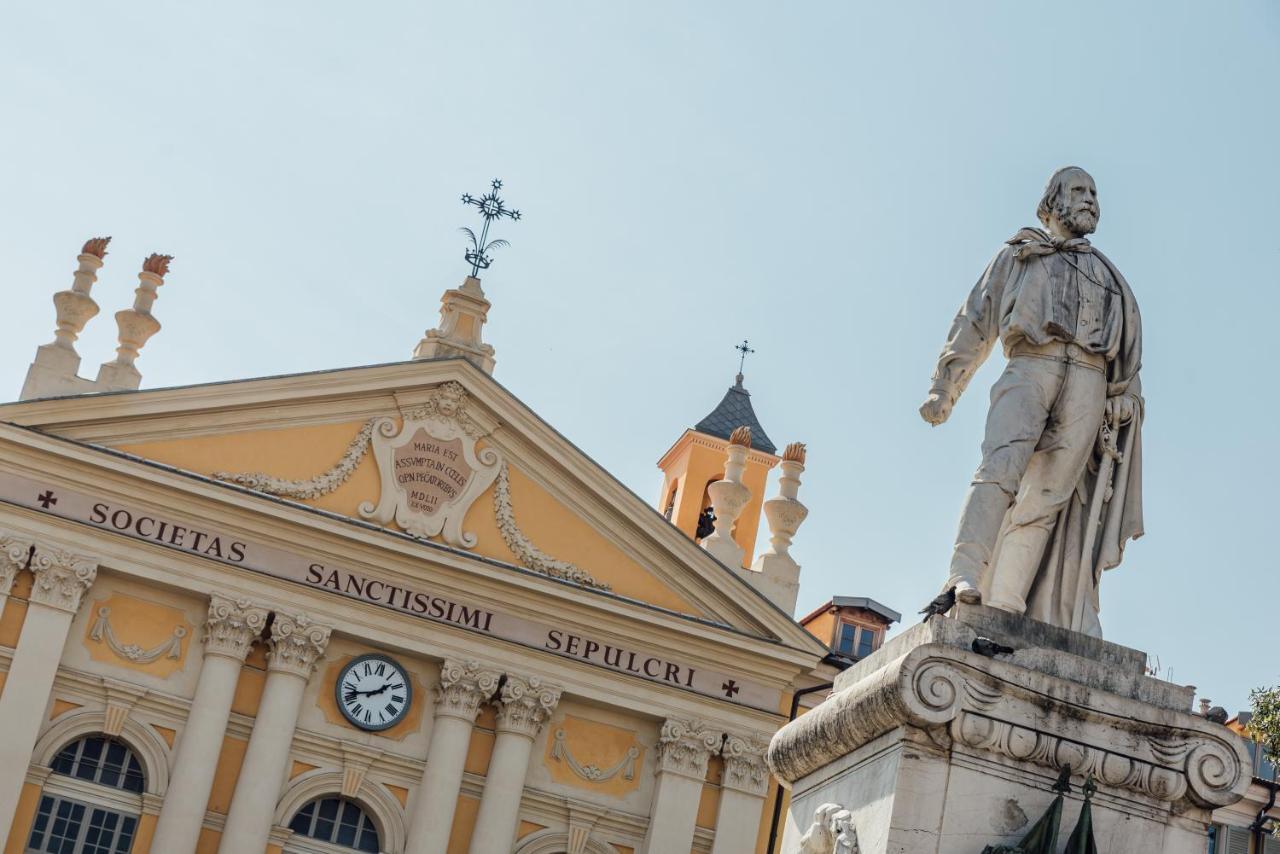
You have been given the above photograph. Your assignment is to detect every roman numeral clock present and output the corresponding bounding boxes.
[336,654,413,731]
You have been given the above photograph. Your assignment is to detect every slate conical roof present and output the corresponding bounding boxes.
[693,373,777,455]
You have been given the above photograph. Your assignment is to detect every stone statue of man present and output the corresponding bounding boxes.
[920,166,1144,637]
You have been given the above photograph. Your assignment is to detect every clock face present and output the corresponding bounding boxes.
[336,654,413,732]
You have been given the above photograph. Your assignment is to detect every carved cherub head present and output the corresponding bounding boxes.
[1037,166,1100,238]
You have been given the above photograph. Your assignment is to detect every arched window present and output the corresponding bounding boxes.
[26,735,144,853]
[287,796,381,853]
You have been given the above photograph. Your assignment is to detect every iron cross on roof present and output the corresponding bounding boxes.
[460,178,522,277]
[735,339,755,375]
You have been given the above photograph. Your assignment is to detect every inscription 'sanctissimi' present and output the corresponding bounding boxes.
[393,432,472,515]
[0,470,781,712]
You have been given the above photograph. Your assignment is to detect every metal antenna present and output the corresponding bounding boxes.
[460,178,522,277]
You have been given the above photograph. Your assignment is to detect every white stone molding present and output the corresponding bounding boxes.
[766,641,1251,811]
[413,275,497,374]
[433,658,502,722]
[0,531,33,597]
[360,382,502,547]
[720,731,771,797]
[101,680,149,737]
[340,742,382,799]
[271,768,407,854]
[551,728,640,783]
[204,595,269,660]
[213,419,377,499]
[27,544,97,613]
[494,674,563,739]
[31,708,171,796]
[88,606,187,664]
[513,829,617,854]
[266,612,333,679]
[656,718,722,780]
[493,463,610,591]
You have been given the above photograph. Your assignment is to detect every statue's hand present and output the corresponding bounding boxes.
[919,392,953,426]
[1105,394,1138,425]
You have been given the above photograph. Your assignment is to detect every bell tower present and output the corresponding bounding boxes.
[656,360,779,568]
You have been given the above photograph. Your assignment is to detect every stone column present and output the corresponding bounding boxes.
[467,675,562,854]
[0,544,97,850]
[0,532,32,613]
[710,732,771,854]
[218,612,331,854]
[640,719,721,854]
[405,660,502,854]
[152,595,268,853]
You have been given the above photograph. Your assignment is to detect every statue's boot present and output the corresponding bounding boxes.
[945,482,1013,603]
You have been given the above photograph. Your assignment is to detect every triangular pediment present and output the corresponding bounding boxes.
[0,359,822,650]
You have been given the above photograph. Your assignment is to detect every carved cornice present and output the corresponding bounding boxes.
[0,531,34,597]
[433,659,502,722]
[721,732,771,796]
[766,644,1251,811]
[266,612,332,679]
[204,595,269,661]
[656,718,721,780]
[494,674,563,739]
[28,545,97,613]
[493,463,610,591]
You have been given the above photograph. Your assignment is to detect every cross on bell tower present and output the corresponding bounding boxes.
[734,339,755,385]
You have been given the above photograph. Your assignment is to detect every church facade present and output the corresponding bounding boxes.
[0,240,837,854]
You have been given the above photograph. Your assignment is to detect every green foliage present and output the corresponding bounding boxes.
[1248,685,1280,765]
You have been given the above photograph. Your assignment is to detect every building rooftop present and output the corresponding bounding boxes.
[799,596,903,626]
[693,374,776,455]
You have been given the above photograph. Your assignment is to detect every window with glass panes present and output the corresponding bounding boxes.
[835,622,879,659]
[288,797,381,852]
[26,736,143,854]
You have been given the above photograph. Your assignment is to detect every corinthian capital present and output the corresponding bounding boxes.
[28,544,97,613]
[266,611,332,678]
[494,674,562,738]
[204,595,269,661]
[0,531,34,597]
[433,659,502,722]
[721,731,771,796]
[657,718,722,780]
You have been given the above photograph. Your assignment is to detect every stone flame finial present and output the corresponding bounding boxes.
[783,441,807,464]
[749,439,809,615]
[81,236,112,259]
[702,427,754,568]
[94,251,174,391]
[141,253,173,278]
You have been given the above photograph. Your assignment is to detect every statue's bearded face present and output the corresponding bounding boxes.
[1053,172,1100,236]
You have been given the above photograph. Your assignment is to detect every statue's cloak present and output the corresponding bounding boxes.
[984,248,1144,637]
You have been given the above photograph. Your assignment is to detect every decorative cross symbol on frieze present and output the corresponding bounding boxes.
[36,490,58,509]
[722,679,740,698]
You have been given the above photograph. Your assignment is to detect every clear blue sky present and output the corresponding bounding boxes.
[2,2,1277,711]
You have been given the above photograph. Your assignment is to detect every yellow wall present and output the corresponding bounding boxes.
[119,418,703,615]
[0,570,33,648]
[3,782,41,854]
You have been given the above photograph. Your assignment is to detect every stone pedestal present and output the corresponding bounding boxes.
[767,605,1250,854]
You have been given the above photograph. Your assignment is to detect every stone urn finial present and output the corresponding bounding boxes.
[762,442,809,560]
[49,236,113,352]
[702,426,754,567]
[95,252,174,391]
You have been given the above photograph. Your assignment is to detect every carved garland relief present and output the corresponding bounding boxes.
[212,382,606,589]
